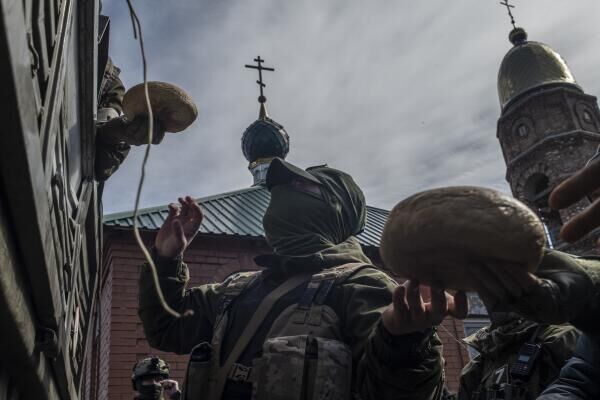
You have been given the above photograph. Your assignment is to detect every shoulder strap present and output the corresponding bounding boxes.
[292,262,371,325]
[211,272,312,400]
[313,262,371,284]
[217,271,261,315]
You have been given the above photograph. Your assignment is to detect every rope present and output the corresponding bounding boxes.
[125,0,182,318]
[438,322,471,353]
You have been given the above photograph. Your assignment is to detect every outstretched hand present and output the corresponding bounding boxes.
[468,260,541,313]
[550,156,600,243]
[155,196,203,258]
[381,281,468,335]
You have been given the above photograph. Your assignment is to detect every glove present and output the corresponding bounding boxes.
[97,115,166,146]
[514,250,600,333]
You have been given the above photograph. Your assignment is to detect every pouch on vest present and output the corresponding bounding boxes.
[251,335,352,400]
[183,342,213,400]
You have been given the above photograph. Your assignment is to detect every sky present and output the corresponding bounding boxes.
[101,0,600,215]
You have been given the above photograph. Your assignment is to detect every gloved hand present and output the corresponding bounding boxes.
[161,379,181,400]
[471,250,600,334]
[97,115,166,146]
[514,250,598,330]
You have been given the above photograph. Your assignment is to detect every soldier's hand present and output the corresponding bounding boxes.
[126,115,167,146]
[97,115,166,146]
[381,280,468,335]
[469,254,597,332]
[161,379,181,400]
[549,157,600,243]
[155,196,203,259]
[469,260,541,313]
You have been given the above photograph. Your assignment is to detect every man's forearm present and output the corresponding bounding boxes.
[356,322,444,400]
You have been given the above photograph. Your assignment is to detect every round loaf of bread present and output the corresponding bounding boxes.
[379,186,546,290]
[122,81,198,133]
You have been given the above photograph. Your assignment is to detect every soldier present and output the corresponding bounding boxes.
[458,312,578,400]
[458,246,600,398]
[95,57,166,182]
[132,356,181,400]
[138,158,468,400]
[95,4,167,184]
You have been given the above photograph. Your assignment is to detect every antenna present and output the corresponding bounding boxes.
[499,0,517,30]
[245,56,275,104]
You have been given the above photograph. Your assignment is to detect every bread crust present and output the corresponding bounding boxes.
[123,81,198,133]
[379,186,546,290]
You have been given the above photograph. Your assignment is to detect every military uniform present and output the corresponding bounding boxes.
[95,58,166,182]
[132,356,180,400]
[139,159,446,400]
[140,240,444,400]
[458,317,579,400]
[96,57,128,182]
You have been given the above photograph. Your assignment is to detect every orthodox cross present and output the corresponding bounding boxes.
[245,56,275,104]
[499,0,517,29]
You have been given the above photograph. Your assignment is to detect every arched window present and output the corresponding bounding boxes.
[523,173,562,248]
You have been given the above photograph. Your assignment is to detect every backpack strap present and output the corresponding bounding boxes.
[293,262,371,326]
[217,271,261,315]
[210,272,313,400]
[210,271,261,382]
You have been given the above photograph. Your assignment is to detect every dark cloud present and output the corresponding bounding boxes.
[101,0,600,214]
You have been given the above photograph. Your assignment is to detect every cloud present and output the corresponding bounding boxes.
[100,0,600,214]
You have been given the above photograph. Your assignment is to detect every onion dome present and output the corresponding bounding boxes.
[498,28,582,110]
[242,56,290,186]
[241,105,290,186]
[241,103,289,164]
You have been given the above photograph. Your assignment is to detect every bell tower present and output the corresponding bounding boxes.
[496,28,600,253]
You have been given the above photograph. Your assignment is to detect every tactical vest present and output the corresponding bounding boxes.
[182,263,369,400]
[470,327,544,400]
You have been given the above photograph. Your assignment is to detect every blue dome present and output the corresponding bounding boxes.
[241,116,289,162]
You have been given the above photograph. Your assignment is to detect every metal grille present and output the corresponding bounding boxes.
[0,1,99,399]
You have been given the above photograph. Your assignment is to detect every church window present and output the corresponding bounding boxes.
[583,110,593,123]
[517,124,529,138]
[523,173,562,248]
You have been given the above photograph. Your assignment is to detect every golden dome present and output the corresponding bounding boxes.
[498,28,581,110]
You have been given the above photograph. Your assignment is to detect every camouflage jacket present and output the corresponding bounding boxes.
[95,57,128,181]
[138,247,444,400]
[98,57,125,113]
[458,318,579,400]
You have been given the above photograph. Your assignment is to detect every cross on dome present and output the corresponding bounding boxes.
[499,0,517,30]
[244,56,275,104]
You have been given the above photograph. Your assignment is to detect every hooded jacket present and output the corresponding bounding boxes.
[139,160,444,400]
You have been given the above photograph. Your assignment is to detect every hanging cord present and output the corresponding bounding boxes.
[125,0,183,318]
[438,322,470,353]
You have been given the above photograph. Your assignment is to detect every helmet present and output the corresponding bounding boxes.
[131,357,170,389]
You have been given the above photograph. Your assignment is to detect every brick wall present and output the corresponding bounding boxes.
[439,318,470,391]
[97,227,469,398]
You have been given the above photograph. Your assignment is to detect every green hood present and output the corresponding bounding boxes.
[255,236,372,272]
[262,158,368,265]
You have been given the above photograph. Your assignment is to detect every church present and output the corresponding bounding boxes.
[86,24,600,399]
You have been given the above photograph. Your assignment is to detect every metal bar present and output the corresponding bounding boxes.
[41,0,73,176]
[0,0,62,332]
[78,0,97,180]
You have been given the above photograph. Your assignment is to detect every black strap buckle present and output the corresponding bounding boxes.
[228,363,252,382]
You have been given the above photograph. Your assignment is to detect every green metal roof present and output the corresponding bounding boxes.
[104,186,389,247]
